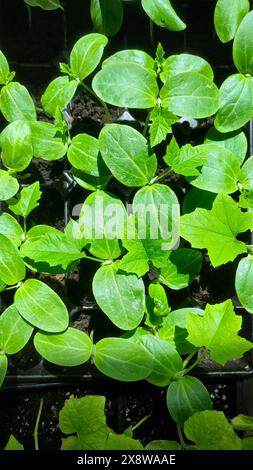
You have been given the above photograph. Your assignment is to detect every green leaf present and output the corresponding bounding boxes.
[214,0,249,43]
[0,304,33,355]
[41,76,78,117]
[79,190,126,260]
[29,121,67,161]
[14,279,69,333]
[91,0,123,36]
[70,33,108,81]
[0,212,23,246]
[180,194,253,267]
[240,156,253,190]
[72,168,110,192]
[99,124,157,187]
[0,82,36,122]
[140,336,183,386]
[149,107,178,147]
[160,72,220,118]
[239,190,253,209]
[59,396,109,450]
[165,143,207,177]
[232,414,253,431]
[0,120,33,171]
[233,11,253,75]
[92,264,145,330]
[184,411,242,450]
[68,133,108,176]
[186,299,253,365]
[205,127,247,164]
[4,435,24,450]
[20,231,83,270]
[119,214,171,277]
[93,57,158,108]
[148,282,170,316]
[235,255,253,313]
[0,170,19,201]
[145,440,181,450]
[141,0,186,31]
[187,144,241,194]
[105,433,143,450]
[215,74,253,132]
[161,54,214,83]
[0,234,25,285]
[94,337,153,381]
[0,50,11,85]
[242,437,253,450]
[8,182,41,218]
[167,376,212,426]
[61,437,82,450]
[0,354,8,388]
[0,279,6,292]
[158,307,204,354]
[159,248,202,290]
[183,188,216,214]
[24,0,63,9]
[102,49,155,71]
[133,184,180,246]
[34,328,92,366]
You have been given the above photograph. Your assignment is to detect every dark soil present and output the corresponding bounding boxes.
[0,380,237,450]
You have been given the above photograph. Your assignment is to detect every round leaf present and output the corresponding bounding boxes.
[92,264,145,330]
[91,0,123,36]
[233,11,253,75]
[167,376,212,426]
[30,121,67,161]
[0,170,19,201]
[205,127,247,164]
[160,72,220,118]
[141,0,186,31]
[70,33,108,81]
[0,82,36,122]
[0,120,33,171]
[161,54,213,83]
[0,234,26,285]
[94,337,153,381]
[214,0,250,43]
[240,156,253,190]
[99,124,157,187]
[0,212,23,247]
[41,76,78,117]
[0,304,33,355]
[68,133,108,176]
[14,279,69,333]
[34,328,93,366]
[235,255,253,313]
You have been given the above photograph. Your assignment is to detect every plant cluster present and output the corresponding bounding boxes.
[1,0,253,449]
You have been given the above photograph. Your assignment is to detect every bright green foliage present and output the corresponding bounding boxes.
[0,82,36,122]
[233,11,253,75]
[91,0,123,36]
[8,182,41,219]
[0,234,26,285]
[0,212,23,246]
[70,34,108,81]
[235,256,253,313]
[0,304,33,355]
[214,0,249,43]
[141,0,186,31]
[149,107,178,147]
[158,248,202,290]
[0,171,19,201]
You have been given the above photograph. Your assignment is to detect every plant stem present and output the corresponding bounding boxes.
[23,217,27,235]
[132,414,151,432]
[150,168,172,185]
[149,19,154,45]
[34,398,44,451]
[183,350,198,369]
[177,425,186,450]
[4,284,20,292]
[143,112,150,137]
[82,254,105,263]
[184,350,207,375]
[80,81,110,122]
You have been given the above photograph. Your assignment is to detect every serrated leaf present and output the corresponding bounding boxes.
[99,124,157,187]
[167,376,212,426]
[92,264,145,330]
[235,255,253,313]
[214,0,249,43]
[14,279,69,333]
[41,76,78,117]
[215,74,253,133]
[184,411,242,450]
[34,328,92,366]
[160,72,220,119]
[0,170,19,201]
[0,82,36,122]
[0,305,33,355]
[70,33,108,81]
[159,248,202,290]
[0,234,26,285]
[8,182,41,218]
[180,194,253,267]
[186,299,252,365]
[94,337,153,381]
[0,212,23,246]
[149,107,178,147]
[141,0,186,31]
[165,143,207,177]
